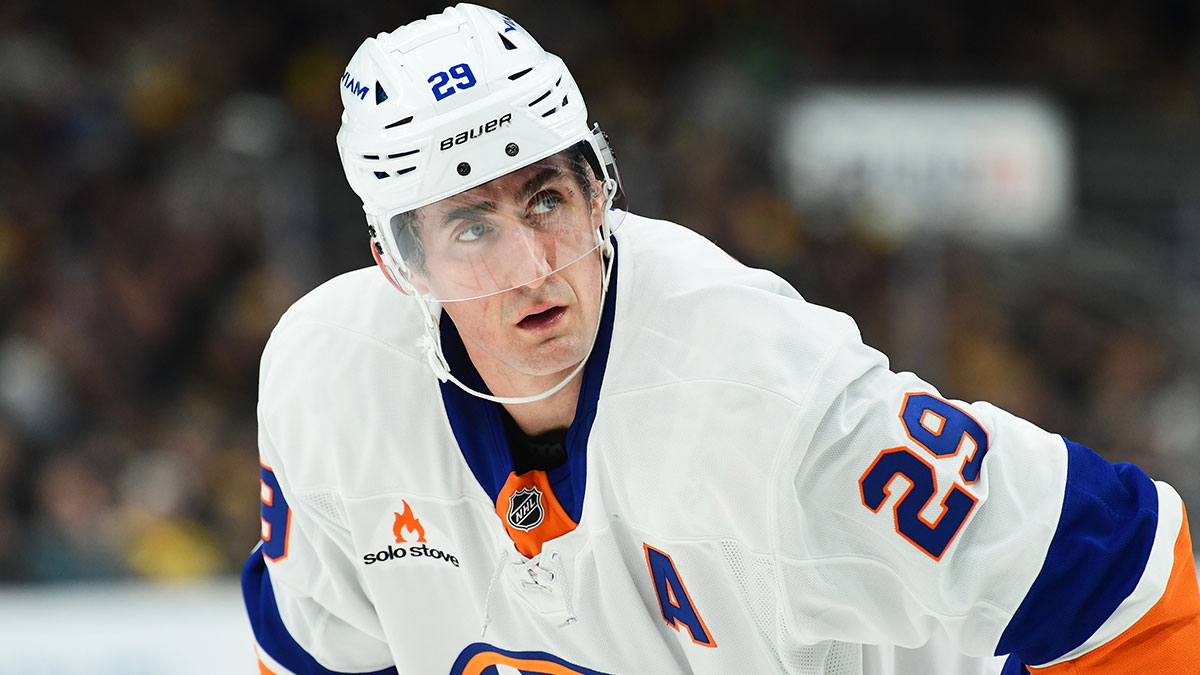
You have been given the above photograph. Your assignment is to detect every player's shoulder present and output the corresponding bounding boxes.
[258,267,429,434]
[610,213,877,405]
[257,267,448,493]
[264,266,424,367]
[273,266,417,337]
[617,212,852,332]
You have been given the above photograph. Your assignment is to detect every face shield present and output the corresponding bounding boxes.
[371,140,626,303]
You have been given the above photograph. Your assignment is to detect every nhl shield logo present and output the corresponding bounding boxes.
[506,487,545,532]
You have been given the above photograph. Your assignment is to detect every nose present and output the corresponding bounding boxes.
[510,224,556,288]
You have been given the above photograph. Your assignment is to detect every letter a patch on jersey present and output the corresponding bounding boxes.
[644,543,717,647]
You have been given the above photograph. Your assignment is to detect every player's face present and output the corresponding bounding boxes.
[413,156,606,383]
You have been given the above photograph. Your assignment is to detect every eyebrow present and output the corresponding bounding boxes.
[437,166,567,228]
[516,167,565,204]
[440,201,498,228]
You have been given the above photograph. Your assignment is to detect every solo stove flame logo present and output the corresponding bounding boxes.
[392,500,427,543]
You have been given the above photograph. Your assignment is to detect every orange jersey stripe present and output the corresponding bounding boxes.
[257,656,278,675]
[460,652,592,675]
[1030,506,1200,674]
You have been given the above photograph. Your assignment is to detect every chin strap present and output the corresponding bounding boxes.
[418,184,620,405]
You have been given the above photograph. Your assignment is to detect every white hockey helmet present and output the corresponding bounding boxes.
[336,3,625,302]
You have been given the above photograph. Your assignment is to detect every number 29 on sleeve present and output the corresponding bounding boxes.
[858,393,990,561]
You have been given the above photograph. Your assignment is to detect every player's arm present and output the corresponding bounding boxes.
[993,438,1200,674]
[778,327,1200,670]
[243,427,397,675]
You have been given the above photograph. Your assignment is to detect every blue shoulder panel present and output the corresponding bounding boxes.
[439,241,618,523]
[995,439,1159,664]
[1000,655,1030,675]
[241,548,399,675]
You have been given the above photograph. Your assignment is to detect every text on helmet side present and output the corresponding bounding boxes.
[342,72,370,101]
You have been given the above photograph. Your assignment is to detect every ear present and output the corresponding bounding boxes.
[590,180,607,226]
[370,238,410,295]
[371,238,435,297]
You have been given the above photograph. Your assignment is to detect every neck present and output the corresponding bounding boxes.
[470,361,583,436]
[501,378,581,436]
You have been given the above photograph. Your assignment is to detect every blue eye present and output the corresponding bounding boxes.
[529,192,560,216]
[456,223,489,242]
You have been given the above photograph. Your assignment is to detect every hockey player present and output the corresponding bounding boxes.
[242,4,1200,674]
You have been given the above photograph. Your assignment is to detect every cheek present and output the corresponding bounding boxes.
[443,298,501,341]
[571,256,603,311]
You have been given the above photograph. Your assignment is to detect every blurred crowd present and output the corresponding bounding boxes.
[0,0,1198,581]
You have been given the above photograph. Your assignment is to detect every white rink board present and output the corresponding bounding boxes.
[0,579,256,675]
[781,88,1072,242]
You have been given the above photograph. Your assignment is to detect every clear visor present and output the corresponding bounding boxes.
[380,144,624,302]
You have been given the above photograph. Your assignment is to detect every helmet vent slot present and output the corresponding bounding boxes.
[384,116,414,129]
[541,108,558,118]
[508,68,532,81]
[375,83,389,104]
[373,166,416,179]
[363,155,380,160]
[562,96,568,107]
[528,90,552,107]
[388,149,419,159]
[498,33,517,50]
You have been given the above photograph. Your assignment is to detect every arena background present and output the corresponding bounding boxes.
[0,0,1197,671]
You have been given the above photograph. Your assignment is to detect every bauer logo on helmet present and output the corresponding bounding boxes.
[440,113,513,151]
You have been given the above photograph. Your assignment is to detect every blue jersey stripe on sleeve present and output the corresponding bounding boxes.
[995,439,1159,664]
[241,548,399,675]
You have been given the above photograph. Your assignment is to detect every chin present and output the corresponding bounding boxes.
[517,337,590,378]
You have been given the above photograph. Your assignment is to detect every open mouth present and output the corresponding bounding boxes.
[517,306,566,331]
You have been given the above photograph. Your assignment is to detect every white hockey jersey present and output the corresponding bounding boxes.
[242,214,1200,675]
